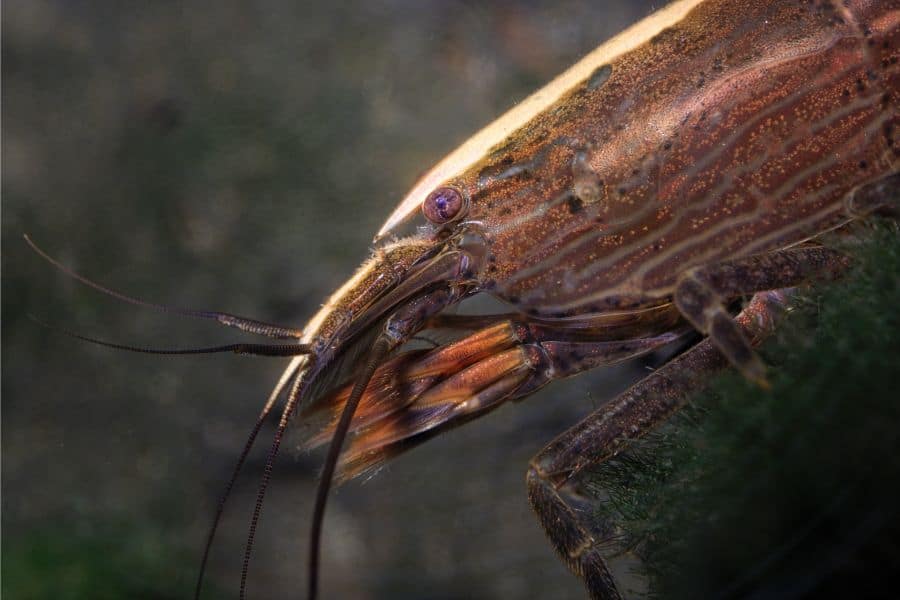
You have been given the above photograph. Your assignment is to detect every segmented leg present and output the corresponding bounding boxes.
[304,313,687,481]
[526,291,788,600]
[673,246,848,384]
[845,172,900,217]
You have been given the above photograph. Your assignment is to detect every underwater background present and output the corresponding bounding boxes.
[5,2,899,599]
[4,2,659,598]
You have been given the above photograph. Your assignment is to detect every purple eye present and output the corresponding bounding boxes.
[422,186,466,225]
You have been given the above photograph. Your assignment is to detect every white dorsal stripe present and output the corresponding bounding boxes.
[375,0,705,241]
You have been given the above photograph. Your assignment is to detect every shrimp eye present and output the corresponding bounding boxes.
[422,186,466,224]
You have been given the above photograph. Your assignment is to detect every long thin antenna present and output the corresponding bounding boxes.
[24,234,304,339]
[239,371,306,600]
[307,335,391,600]
[28,315,311,357]
[194,359,304,600]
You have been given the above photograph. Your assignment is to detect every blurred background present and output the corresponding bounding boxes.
[3,1,660,598]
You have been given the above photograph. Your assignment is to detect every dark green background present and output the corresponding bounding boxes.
[3,2,658,598]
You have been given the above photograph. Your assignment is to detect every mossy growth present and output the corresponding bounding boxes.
[583,221,900,599]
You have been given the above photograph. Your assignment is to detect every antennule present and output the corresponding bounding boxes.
[28,314,310,357]
[24,233,304,339]
[194,359,303,600]
[307,334,392,600]
[239,373,306,600]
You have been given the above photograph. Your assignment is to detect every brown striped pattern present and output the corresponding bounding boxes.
[455,0,898,318]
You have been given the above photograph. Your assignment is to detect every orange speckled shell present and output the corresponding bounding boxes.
[450,0,898,318]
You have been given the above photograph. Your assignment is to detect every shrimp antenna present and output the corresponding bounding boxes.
[194,359,303,600]
[239,373,305,600]
[28,315,311,357]
[24,234,304,339]
[306,335,392,600]
[237,334,390,600]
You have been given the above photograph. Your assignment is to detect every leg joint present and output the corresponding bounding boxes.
[674,273,720,332]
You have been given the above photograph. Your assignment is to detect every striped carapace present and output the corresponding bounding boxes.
[30,0,898,598]
[269,2,899,597]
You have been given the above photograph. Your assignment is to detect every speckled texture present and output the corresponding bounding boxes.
[454,0,900,317]
[5,2,897,599]
[3,2,661,598]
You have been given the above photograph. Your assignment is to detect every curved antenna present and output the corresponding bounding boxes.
[307,335,392,600]
[237,335,390,600]
[28,315,311,357]
[24,234,304,339]
[194,358,305,600]
[239,372,305,600]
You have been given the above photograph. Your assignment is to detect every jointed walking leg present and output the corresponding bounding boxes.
[526,173,897,598]
[673,246,848,384]
[526,291,788,600]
